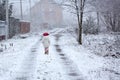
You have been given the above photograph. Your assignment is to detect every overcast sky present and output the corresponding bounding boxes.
[10,0,61,16]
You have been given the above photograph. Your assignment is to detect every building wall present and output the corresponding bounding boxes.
[31,0,63,31]
[20,21,30,34]
[0,19,30,40]
[9,17,20,38]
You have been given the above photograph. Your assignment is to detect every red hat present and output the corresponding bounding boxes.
[43,32,49,36]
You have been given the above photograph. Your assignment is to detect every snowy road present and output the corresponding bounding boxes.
[0,35,71,80]
[0,36,103,80]
[0,29,120,80]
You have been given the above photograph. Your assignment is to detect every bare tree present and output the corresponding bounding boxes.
[61,0,86,45]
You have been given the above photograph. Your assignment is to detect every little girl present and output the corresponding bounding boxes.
[42,32,50,54]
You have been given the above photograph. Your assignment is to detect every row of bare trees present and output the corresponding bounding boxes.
[60,0,120,45]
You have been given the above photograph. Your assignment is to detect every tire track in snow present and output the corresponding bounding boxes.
[54,34,85,80]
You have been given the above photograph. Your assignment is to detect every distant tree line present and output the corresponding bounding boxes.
[83,16,98,35]
[90,0,120,32]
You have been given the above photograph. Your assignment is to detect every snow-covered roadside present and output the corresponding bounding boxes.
[0,36,40,80]
[82,34,120,80]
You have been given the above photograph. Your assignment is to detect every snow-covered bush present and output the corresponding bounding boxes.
[83,34,120,58]
[83,16,98,34]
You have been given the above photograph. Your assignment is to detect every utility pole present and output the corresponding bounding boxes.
[29,0,31,20]
[29,0,31,26]
[20,0,23,20]
[5,0,9,40]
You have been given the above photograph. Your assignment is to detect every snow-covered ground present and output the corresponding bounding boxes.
[0,28,120,80]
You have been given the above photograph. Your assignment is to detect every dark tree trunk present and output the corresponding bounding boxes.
[78,0,86,45]
[78,12,83,45]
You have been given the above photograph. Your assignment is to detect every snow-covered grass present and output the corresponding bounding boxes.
[83,34,120,58]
